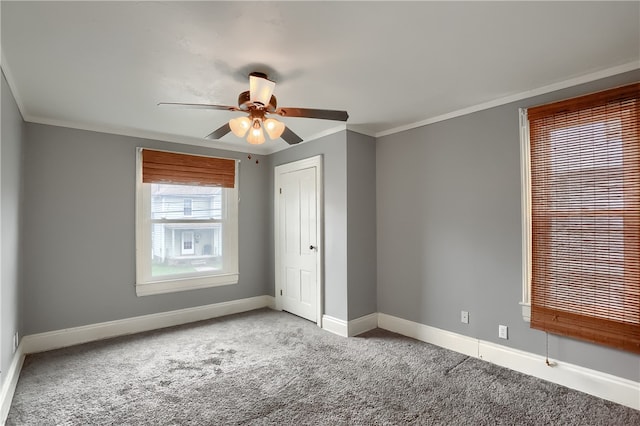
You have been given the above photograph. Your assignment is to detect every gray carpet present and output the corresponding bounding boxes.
[7,309,639,425]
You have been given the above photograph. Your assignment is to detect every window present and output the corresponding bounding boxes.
[183,199,193,216]
[136,148,238,296]
[520,82,640,353]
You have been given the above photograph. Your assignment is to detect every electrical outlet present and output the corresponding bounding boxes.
[461,311,469,324]
[498,325,508,339]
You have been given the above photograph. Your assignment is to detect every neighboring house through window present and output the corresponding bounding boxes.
[136,148,238,296]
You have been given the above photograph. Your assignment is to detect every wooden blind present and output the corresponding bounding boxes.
[141,149,235,188]
[528,82,640,354]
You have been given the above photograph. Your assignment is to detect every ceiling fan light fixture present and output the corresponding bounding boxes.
[246,119,266,145]
[264,118,285,140]
[161,71,348,146]
[249,74,276,106]
[229,116,251,137]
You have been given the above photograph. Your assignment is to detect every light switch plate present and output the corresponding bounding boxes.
[498,325,508,339]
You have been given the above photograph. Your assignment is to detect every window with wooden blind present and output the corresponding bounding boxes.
[520,82,640,354]
[135,148,239,296]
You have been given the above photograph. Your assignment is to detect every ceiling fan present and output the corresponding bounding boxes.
[159,72,349,145]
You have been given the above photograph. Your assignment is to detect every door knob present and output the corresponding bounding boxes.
[309,245,317,250]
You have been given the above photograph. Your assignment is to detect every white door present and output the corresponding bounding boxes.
[275,157,322,324]
[181,231,194,255]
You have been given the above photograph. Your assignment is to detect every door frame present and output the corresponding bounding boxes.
[274,155,323,327]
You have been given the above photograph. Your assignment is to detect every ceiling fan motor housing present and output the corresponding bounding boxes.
[237,91,277,112]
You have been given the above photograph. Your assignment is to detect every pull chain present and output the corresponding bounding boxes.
[544,332,556,366]
[545,332,550,366]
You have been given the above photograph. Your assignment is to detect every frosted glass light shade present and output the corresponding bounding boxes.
[229,116,251,137]
[246,122,266,145]
[264,118,285,140]
[249,75,276,105]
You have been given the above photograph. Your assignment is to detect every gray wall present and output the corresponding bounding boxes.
[22,124,269,334]
[376,70,640,381]
[268,132,349,320]
[9,67,638,382]
[346,131,377,320]
[1,71,24,381]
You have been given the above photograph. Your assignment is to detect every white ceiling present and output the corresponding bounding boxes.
[2,1,639,154]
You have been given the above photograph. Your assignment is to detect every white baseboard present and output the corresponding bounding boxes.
[378,313,478,357]
[322,313,378,337]
[22,295,274,355]
[0,343,25,425]
[377,313,639,410]
[322,315,348,337]
[348,313,378,337]
[7,303,638,415]
[265,295,276,310]
[478,341,640,411]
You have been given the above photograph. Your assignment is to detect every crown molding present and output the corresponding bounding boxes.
[0,52,27,121]
[375,61,640,138]
[23,115,271,154]
[4,53,638,149]
[263,123,348,154]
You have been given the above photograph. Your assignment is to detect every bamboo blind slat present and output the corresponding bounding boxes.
[142,149,235,188]
[528,82,640,354]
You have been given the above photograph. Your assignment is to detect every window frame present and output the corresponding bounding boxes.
[520,81,640,355]
[519,108,533,322]
[135,148,239,296]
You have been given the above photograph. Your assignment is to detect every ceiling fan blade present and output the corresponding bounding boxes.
[158,102,239,112]
[273,107,348,121]
[281,126,303,145]
[205,123,231,140]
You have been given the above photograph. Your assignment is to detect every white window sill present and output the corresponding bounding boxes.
[136,273,239,296]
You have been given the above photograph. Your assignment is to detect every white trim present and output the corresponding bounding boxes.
[377,313,639,410]
[274,155,324,327]
[478,341,640,411]
[0,56,27,120]
[265,295,276,310]
[348,313,379,337]
[378,313,478,357]
[323,312,378,337]
[375,61,640,138]
[0,342,25,424]
[135,148,239,296]
[135,273,239,296]
[23,114,268,154]
[21,296,273,355]
[519,108,532,322]
[19,114,347,156]
[4,306,637,414]
[265,124,348,155]
[321,315,349,337]
[5,59,636,156]
[302,124,346,145]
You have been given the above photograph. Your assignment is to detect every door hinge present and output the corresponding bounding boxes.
[280,289,283,296]
[279,188,282,194]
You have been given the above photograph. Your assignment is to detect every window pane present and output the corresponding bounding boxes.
[151,184,221,219]
[151,223,223,278]
[149,183,224,279]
